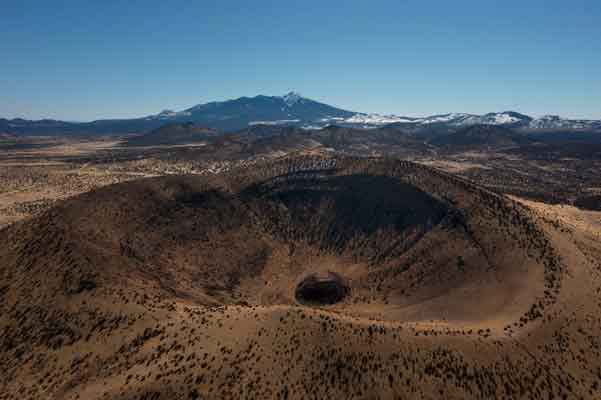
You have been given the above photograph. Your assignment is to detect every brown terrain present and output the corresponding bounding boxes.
[1,132,601,399]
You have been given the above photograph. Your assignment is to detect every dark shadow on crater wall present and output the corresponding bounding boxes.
[239,174,450,255]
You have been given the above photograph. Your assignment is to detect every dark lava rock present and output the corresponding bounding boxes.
[295,272,349,305]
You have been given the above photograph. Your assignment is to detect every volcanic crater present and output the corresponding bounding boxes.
[1,155,593,399]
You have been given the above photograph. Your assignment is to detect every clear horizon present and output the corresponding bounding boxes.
[2,0,600,121]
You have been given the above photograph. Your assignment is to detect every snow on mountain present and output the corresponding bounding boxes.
[528,115,601,130]
[479,112,524,125]
[318,117,346,122]
[338,111,532,127]
[419,113,473,124]
[529,115,570,129]
[148,110,192,120]
[249,119,301,126]
[281,91,303,107]
[343,114,420,125]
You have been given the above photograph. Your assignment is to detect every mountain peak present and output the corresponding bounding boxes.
[282,91,303,106]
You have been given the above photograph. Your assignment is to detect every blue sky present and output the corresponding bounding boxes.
[1,0,600,120]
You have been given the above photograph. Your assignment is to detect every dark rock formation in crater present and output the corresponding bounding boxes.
[295,272,350,305]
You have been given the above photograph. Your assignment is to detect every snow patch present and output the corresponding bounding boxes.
[282,91,303,107]
[248,119,300,126]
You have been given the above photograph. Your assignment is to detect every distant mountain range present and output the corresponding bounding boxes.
[1,92,600,136]
[346,111,601,131]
